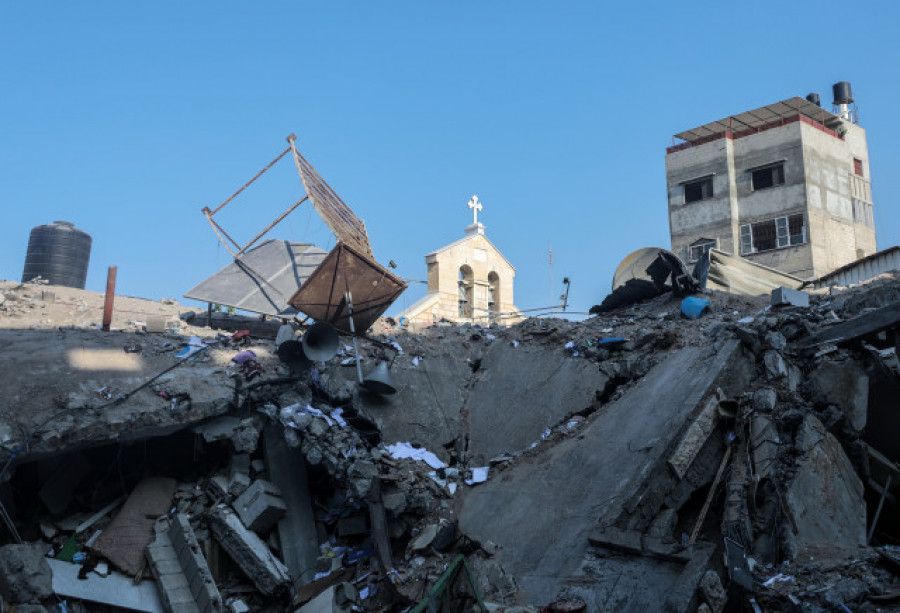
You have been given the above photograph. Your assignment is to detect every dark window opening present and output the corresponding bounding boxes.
[751,220,777,252]
[683,177,713,203]
[854,158,864,176]
[689,240,716,262]
[740,213,806,254]
[751,164,785,190]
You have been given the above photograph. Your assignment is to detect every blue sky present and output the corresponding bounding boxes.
[2,2,899,318]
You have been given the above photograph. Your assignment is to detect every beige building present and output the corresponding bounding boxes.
[398,196,521,327]
[666,83,876,279]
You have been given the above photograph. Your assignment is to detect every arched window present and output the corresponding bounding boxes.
[458,265,474,319]
[488,271,500,321]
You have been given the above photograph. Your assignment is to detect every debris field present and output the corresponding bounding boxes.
[2,274,900,612]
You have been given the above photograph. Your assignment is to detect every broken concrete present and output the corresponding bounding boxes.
[146,514,222,612]
[783,415,866,552]
[233,479,287,533]
[466,340,610,462]
[207,506,291,597]
[5,272,900,611]
[805,359,869,431]
[48,557,164,612]
[457,340,741,604]
[0,542,53,604]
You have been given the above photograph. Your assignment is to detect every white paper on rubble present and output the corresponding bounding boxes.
[465,467,489,485]
[385,442,445,469]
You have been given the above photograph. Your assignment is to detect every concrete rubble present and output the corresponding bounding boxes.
[3,274,900,612]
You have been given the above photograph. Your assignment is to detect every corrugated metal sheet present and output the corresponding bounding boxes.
[703,249,803,295]
[289,242,407,334]
[808,246,900,289]
[185,240,327,317]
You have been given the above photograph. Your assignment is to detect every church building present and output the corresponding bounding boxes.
[398,196,521,327]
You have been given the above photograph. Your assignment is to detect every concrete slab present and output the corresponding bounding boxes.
[263,425,319,587]
[466,342,609,462]
[333,347,470,459]
[48,558,164,612]
[456,341,740,605]
[785,415,866,550]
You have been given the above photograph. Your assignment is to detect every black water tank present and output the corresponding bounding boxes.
[833,81,853,105]
[806,92,821,106]
[21,221,92,288]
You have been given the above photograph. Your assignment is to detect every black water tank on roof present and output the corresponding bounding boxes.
[21,221,92,289]
[806,92,820,106]
[833,81,853,105]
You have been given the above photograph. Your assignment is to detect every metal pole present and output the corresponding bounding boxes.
[867,474,892,544]
[345,291,364,384]
[102,266,117,331]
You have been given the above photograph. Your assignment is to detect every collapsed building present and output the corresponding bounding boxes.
[4,125,900,613]
[3,260,900,611]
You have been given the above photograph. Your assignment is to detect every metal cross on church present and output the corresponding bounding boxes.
[467,195,482,225]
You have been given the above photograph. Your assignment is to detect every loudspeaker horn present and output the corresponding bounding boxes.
[301,322,339,362]
[362,360,396,395]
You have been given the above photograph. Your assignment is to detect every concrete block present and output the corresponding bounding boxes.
[147,514,222,613]
[146,315,167,333]
[48,558,164,612]
[263,425,319,586]
[587,527,643,555]
[228,454,252,497]
[0,543,53,604]
[208,506,291,596]
[771,286,809,308]
[233,479,287,533]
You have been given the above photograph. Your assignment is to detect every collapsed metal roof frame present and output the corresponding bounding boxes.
[193,134,406,330]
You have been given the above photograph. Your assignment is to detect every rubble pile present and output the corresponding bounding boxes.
[2,274,900,611]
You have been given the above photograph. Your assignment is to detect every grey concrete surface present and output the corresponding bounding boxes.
[456,340,740,605]
[466,342,609,463]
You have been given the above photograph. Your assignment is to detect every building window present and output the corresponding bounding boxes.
[739,214,806,254]
[488,271,500,320]
[853,158,864,176]
[458,266,474,319]
[689,239,717,262]
[751,163,785,190]
[852,198,874,228]
[683,177,713,203]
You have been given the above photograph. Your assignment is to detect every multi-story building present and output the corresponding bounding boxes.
[665,82,876,279]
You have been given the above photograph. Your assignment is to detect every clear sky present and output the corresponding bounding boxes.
[2,2,899,318]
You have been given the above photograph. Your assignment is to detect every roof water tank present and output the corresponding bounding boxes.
[806,92,821,106]
[21,221,92,289]
[833,81,853,105]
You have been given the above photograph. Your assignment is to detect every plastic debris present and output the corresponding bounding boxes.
[681,296,710,319]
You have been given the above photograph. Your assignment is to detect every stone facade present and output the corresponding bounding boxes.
[398,198,521,327]
[666,97,876,279]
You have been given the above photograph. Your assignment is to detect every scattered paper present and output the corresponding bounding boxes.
[281,403,335,427]
[511,340,519,347]
[331,408,347,428]
[465,467,489,485]
[385,442,445,469]
[412,356,421,367]
[564,341,575,349]
[389,341,403,354]
[762,573,793,587]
